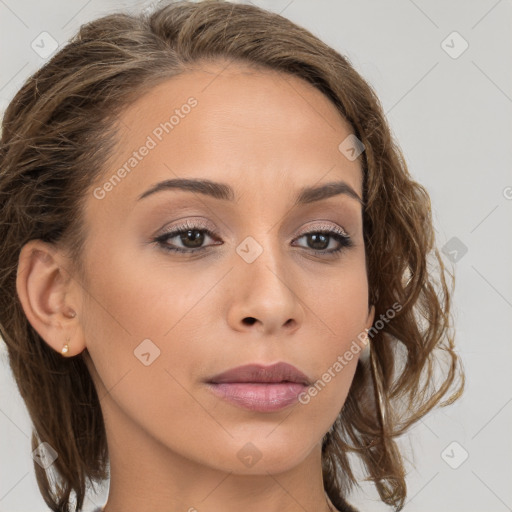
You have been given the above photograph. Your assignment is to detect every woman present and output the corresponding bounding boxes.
[0,1,463,511]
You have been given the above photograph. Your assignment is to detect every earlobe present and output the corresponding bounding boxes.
[15,240,85,357]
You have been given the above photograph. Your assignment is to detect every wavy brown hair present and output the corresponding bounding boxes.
[0,1,464,511]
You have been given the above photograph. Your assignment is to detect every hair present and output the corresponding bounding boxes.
[0,1,464,511]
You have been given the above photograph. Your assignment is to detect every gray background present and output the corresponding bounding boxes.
[1,0,511,511]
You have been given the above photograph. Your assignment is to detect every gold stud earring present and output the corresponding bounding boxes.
[61,337,70,356]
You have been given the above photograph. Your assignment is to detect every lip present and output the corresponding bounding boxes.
[207,362,312,386]
[205,362,311,412]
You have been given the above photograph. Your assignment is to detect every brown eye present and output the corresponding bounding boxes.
[292,228,353,256]
[154,222,220,253]
[176,229,206,249]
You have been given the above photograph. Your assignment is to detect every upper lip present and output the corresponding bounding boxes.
[207,362,311,386]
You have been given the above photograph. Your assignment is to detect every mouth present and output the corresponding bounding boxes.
[206,361,312,386]
[205,362,312,412]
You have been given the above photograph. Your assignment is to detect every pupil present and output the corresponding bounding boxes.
[309,233,329,250]
[180,230,204,248]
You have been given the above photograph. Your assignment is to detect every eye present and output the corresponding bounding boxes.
[292,225,353,256]
[153,221,221,254]
[153,221,353,257]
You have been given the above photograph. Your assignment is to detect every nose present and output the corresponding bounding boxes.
[226,237,305,336]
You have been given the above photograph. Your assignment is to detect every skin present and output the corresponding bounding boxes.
[16,61,375,512]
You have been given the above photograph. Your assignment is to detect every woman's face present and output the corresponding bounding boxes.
[73,62,375,474]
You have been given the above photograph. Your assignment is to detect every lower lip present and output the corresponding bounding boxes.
[206,382,308,412]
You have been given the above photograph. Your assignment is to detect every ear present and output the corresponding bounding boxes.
[16,239,86,357]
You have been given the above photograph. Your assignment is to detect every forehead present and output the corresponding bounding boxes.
[121,60,348,132]
[94,61,363,212]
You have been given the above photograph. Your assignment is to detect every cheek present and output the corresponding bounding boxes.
[80,248,209,444]
[309,254,370,339]
[80,240,217,396]
[301,258,369,397]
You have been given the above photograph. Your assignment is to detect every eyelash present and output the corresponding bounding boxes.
[153,220,353,257]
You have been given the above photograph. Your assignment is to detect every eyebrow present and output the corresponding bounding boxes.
[137,178,363,206]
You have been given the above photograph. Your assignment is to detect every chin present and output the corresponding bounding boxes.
[209,434,318,475]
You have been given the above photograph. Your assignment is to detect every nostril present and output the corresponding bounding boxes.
[243,317,257,326]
